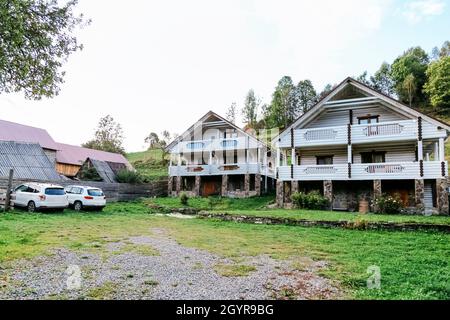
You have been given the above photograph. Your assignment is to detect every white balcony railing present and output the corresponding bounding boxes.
[277,161,447,181]
[279,120,421,148]
[351,120,417,144]
[278,164,348,181]
[176,137,260,153]
[169,163,263,176]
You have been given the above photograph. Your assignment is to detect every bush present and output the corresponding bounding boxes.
[115,169,144,184]
[291,191,329,210]
[78,167,102,181]
[374,193,404,214]
[180,192,189,206]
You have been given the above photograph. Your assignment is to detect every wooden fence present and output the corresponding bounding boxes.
[0,174,168,211]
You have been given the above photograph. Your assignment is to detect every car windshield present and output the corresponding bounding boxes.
[45,188,65,195]
[87,189,104,197]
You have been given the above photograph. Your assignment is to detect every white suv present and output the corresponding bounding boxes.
[65,186,106,211]
[12,183,69,213]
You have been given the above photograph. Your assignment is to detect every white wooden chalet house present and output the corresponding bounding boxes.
[166,111,275,197]
[275,78,449,214]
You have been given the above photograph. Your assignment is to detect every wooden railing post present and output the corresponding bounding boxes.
[4,169,13,212]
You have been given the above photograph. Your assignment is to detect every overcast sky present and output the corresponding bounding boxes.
[1,0,449,152]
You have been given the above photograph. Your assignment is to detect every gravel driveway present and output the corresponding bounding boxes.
[0,227,341,300]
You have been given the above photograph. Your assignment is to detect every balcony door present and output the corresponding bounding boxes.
[361,152,385,164]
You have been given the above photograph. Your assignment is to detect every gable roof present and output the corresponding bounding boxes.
[166,110,267,151]
[0,119,58,150]
[276,77,450,142]
[56,143,131,168]
[0,141,61,181]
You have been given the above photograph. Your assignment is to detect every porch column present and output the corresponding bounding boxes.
[291,180,299,195]
[194,176,201,196]
[244,174,250,197]
[373,180,382,212]
[323,180,333,210]
[417,117,424,177]
[276,147,280,167]
[255,174,262,196]
[439,138,445,162]
[436,178,449,215]
[347,123,352,179]
[276,180,284,207]
[434,141,439,161]
[168,176,174,196]
[176,176,181,195]
[221,175,228,196]
[415,179,425,213]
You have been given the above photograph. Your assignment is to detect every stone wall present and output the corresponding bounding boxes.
[414,179,425,213]
[436,178,449,215]
[323,180,333,210]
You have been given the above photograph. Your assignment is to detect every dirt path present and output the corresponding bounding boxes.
[0,228,341,300]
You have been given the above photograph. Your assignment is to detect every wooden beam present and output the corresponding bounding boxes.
[4,169,13,212]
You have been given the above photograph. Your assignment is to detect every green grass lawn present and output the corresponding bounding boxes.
[148,195,450,225]
[1,201,449,300]
[149,195,275,211]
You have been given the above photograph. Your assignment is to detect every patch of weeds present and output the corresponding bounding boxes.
[214,264,257,277]
[86,282,118,300]
[192,262,203,270]
[144,279,159,286]
[278,287,297,300]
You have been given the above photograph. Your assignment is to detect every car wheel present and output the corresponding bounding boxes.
[74,201,83,212]
[27,201,36,213]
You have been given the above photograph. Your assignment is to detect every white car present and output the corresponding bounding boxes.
[65,185,106,211]
[12,183,69,213]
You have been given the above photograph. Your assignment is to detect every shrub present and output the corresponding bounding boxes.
[291,191,329,210]
[180,192,189,206]
[207,196,223,210]
[374,193,404,214]
[115,169,143,184]
[78,167,102,181]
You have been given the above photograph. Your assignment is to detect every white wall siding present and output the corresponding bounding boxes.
[305,105,408,129]
[352,145,416,164]
[299,149,348,165]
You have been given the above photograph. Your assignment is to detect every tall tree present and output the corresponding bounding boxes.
[402,74,416,108]
[391,46,429,107]
[424,56,450,113]
[144,132,160,149]
[293,80,317,113]
[317,83,334,100]
[264,76,295,129]
[356,71,371,85]
[83,115,125,155]
[432,41,450,60]
[0,0,89,99]
[370,62,395,96]
[242,89,259,128]
[226,102,238,124]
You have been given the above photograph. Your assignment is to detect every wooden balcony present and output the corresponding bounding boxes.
[277,161,447,181]
[278,120,443,148]
[169,163,274,177]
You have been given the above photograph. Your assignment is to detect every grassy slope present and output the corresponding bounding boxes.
[0,201,449,299]
[126,149,168,181]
